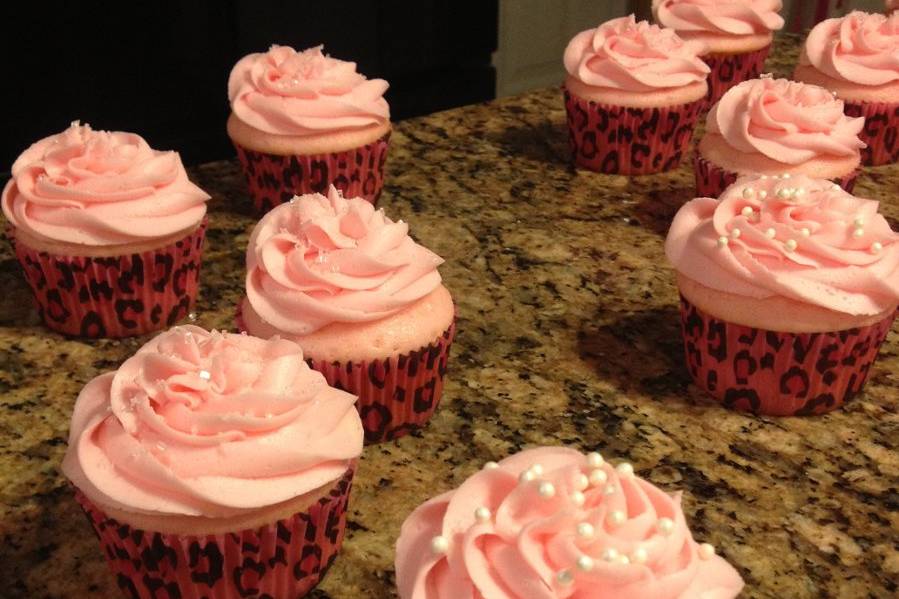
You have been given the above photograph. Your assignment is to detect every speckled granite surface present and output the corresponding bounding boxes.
[2,34,898,599]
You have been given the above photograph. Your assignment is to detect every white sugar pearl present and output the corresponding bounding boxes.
[577,473,590,490]
[632,547,649,564]
[556,569,574,585]
[602,548,619,562]
[758,190,768,199]
[577,522,595,539]
[607,510,626,526]
[699,543,716,560]
[871,242,883,254]
[616,463,634,477]
[765,228,776,239]
[742,188,755,199]
[589,469,608,486]
[571,491,586,507]
[730,228,741,239]
[198,370,211,381]
[474,507,491,523]
[577,555,595,572]
[741,206,754,217]
[539,482,556,498]
[776,188,791,199]
[717,236,729,248]
[430,536,449,554]
[800,228,810,237]
[656,518,675,535]
[586,452,604,468]
[519,470,535,483]
[484,461,499,470]
[530,464,544,476]
[784,239,798,252]
[603,484,617,496]
[782,173,791,179]
[854,217,865,227]
[853,227,865,238]
[618,554,631,565]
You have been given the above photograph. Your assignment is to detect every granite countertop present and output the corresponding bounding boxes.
[2,34,898,599]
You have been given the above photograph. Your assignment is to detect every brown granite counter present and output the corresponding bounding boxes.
[1,34,898,598]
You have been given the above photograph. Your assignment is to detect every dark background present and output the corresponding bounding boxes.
[3,1,497,171]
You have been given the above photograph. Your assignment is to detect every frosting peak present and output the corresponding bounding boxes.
[228,45,390,136]
[2,122,209,246]
[563,15,710,91]
[395,447,744,599]
[245,186,443,334]
[707,77,865,164]
[62,326,363,517]
[666,174,899,315]
[802,11,899,86]
[653,0,784,35]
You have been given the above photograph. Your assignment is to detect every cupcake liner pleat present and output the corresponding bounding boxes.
[692,152,858,198]
[234,133,390,215]
[74,467,354,599]
[563,89,704,175]
[679,295,895,416]
[13,220,207,338]
[843,100,899,166]
[702,45,770,108]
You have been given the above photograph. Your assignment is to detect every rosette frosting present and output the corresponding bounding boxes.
[2,122,209,246]
[245,186,443,335]
[666,174,899,315]
[62,326,363,517]
[653,0,784,35]
[563,15,710,91]
[396,447,744,599]
[801,11,899,85]
[707,77,865,164]
[228,45,390,136]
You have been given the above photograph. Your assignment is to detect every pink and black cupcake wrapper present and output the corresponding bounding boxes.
[693,152,858,198]
[702,45,771,108]
[234,133,390,215]
[74,466,354,599]
[843,100,899,166]
[679,295,895,416]
[563,89,704,175]
[12,220,206,338]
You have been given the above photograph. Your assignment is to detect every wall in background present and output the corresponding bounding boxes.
[494,0,888,98]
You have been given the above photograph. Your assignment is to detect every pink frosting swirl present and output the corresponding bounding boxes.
[653,0,784,35]
[1,122,209,246]
[707,77,865,164]
[563,15,710,91]
[666,174,899,315]
[228,45,390,136]
[802,11,899,86]
[245,186,443,335]
[396,447,744,599]
[61,326,363,517]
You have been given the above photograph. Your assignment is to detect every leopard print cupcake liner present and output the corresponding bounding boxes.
[692,152,859,199]
[702,45,771,109]
[679,295,895,416]
[234,133,390,216]
[564,89,704,176]
[74,466,354,599]
[843,100,899,166]
[13,220,206,338]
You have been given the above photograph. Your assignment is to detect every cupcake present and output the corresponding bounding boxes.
[695,77,865,198]
[563,15,710,175]
[395,446,745,598]
[1,122,209,338]
[794,11,899,166]
[666,175,899,416]
[62,325,363,598]
[228,45,391,215]
[653,0,784,106]
[238,186,455,443]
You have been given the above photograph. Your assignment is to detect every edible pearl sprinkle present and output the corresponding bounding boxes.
[730,228,741,239]
[618,554,631,565]
[854,217,865,227]
[519,470,535,483]
[717,236,729,248]
[616,462,634,477]
[608,510,626,526]
[699,543,716,560]
[430,536,449,554]
[198,370,211,380]
[577,474,589,490]
[853,227,864,238]
[586,452,604,468]
[602,548,619,562]
[538,482,556,498]
[776,188,791,199]
[577,556,595,572]
[589,469,608,486]
[571,491,586,506]
[531,464,544,476]
[556,570,574,586]
[832,184,841,190]
[577,522,595,538]
[784,239,798,252]
[765,228,776,239]
[474,507,491,522]
[794,188,805,197]
[632,547,649,564]
[741,206,754,216]
[657,518,675,535]
[801,228,810,237]
[604,484,617,496]
[484,461,500,470]
[742,188,754,199]
[871,242,883,254]
[758,190,768,199]
[782,173,791,179]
